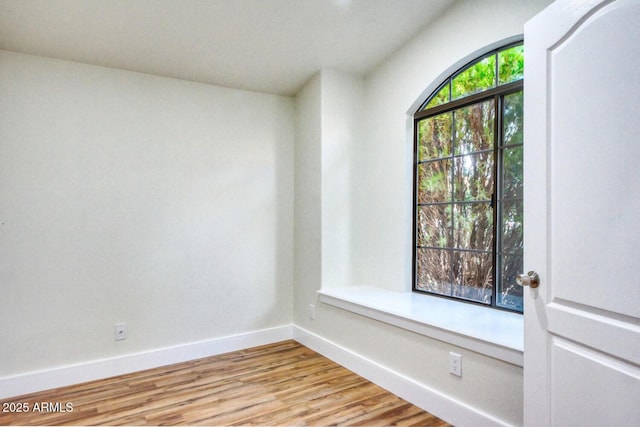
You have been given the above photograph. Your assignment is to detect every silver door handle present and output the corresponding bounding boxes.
[516,271,540,288]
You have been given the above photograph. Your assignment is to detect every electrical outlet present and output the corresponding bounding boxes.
[114,323,127,341]
[449,351,462,377]
[309,304,315,320]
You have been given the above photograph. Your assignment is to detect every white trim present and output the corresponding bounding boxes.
[293,325,513,427]
[318,286,523,366]
[0,325,292,399]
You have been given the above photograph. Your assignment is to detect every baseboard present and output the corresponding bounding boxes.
[0,325,293,399]
[292,325,512,427]
[3,324,512,426]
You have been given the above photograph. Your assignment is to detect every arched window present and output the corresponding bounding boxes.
[413,42,524,312]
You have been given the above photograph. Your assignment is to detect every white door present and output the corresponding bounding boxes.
[524,0,640,426]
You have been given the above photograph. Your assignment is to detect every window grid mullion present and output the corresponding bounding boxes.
[417,246,493,255]
[416,148,494,165]
[418,200,492,207]
[493,94,503,309]
[449,107,456,257]
[415,80,523,121]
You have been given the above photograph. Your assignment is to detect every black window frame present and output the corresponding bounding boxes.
[412,41,524,313]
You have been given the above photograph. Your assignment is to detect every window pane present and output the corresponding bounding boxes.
[503,91,523,146]
[418,112,452,160]
[454,100,495,155]
[453,152,494,201]
[498,254,523,310]
[452,55,496,100]
[453,203,493,251]
[417,205,452,248]
[451,251,492,304]
[500,201,523,255]
[416,248,451,295]
[502,146,523,199]
[417,160,452,203]
[498,45,524,85]
[423,83,450,110]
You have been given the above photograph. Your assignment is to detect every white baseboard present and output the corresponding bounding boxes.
[2,324,512,427]
[292,326,513,427]
[0,325,292,399]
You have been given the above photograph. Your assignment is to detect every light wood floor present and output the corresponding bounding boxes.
[0,340,450,426]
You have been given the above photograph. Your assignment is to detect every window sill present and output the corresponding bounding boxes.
[317,286,523,366]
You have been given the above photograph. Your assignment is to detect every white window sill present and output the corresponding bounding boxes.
[318,286,523,366]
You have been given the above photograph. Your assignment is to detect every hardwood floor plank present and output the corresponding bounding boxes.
[0,340,451,426]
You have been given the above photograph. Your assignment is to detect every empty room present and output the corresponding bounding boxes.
[1,0,638,426]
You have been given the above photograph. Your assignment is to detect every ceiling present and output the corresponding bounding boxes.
[0,0,455,96]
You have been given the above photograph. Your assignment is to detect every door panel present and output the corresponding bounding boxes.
[549,2,640,318]
[524,1,640,425]
[547,302,640,363]
[551,337,640,427]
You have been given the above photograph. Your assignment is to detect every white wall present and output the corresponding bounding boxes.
[294,70,363,323]
[320,70,363,289]
[295,1,553,426]
[0,50,294,376]
[294,73,322,322]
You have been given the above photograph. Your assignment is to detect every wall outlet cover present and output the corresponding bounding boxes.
[114,323,127,341]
